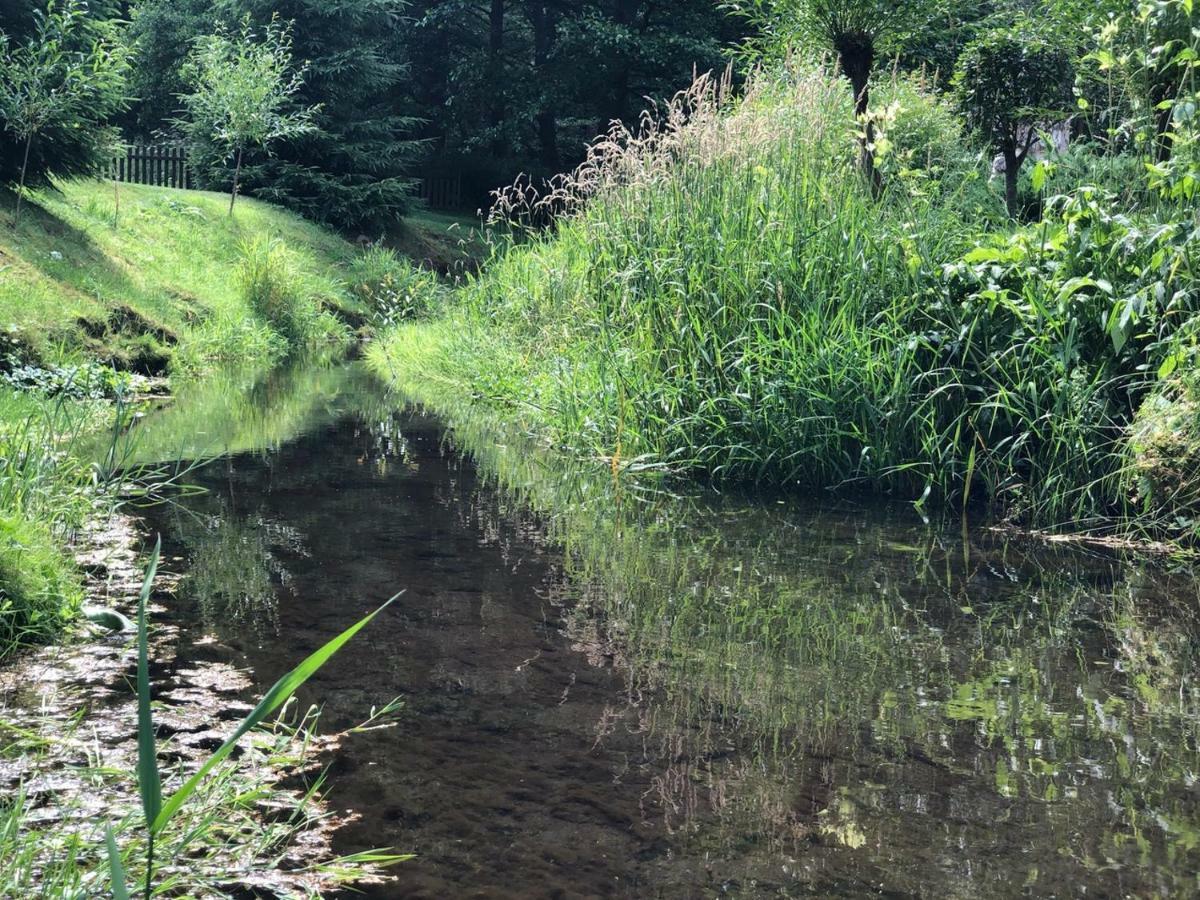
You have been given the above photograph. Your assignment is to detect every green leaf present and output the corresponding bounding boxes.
[1054,276,1111,307]
[1030,160,1047,192]
[105,825,131,900]
[136,538,163,830]
[151,591,402,834]
[962,246,1003,264]
[1159,353,1183,379]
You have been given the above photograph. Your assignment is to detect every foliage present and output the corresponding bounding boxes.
[178,15,317,215]
[373,62,1200,540]
[122,0,212,137]
[347,246,445,326]
[105,542,404,896]
[0,512,81,657]
[955,19,1075,216]
[0,0,129,215]
[1126,360,1200,542]
[1083,0,1200,199]
[0,180,364,375]
[208,0,421,231]
[236,235,349,351]
[869,71,989,194]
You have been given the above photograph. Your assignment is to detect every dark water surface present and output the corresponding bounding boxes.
[136,364,1200,898]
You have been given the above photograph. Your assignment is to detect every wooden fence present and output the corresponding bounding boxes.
[106,144,468,212]
[108,144,193,189]
[419,173,463,210]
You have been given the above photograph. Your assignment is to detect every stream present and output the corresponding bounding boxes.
[131,361,1200,898]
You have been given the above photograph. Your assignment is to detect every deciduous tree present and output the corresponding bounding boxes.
[178,16,317,215]
[955,20,1074,217]
[0,0,129,219]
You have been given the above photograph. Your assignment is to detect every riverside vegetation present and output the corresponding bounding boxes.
[371,1,1200,548]
[2,0,1200,895]
[0,178,447,893]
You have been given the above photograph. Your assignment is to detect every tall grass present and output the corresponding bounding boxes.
[376,62,1199,536]
[236,235,351,353]
[0,388,111,657]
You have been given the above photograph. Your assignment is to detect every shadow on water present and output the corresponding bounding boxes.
[133,361,1200,898]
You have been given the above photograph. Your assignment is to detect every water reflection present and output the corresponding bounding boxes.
[135,364,1200,897]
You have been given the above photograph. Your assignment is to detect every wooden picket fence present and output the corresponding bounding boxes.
[419,173,463,210]
[108,144,193,189]
[106,144,468,212]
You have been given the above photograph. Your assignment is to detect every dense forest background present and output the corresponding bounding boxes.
[0,0,1190,232]
[0,0,747,229]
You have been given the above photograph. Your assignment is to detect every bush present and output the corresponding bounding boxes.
[378,64,1200,539]
[0,512,82,657]
[347,247,444,327]
[1127,361,1200,541]
[871,72,989,201]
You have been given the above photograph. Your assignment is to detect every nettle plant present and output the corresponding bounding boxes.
[177,15,317,215]
[955,20,1074,218]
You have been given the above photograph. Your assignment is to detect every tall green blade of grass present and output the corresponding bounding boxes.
[151,590,403,833]
[136,538,163,831]
[105,825,131,900]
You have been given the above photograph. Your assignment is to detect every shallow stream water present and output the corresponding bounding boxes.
[134,362,1200,898]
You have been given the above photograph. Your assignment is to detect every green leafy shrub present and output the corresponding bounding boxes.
[1127,360,1200,541]
[870,72,993,208]
[955,20,1075,217]
[347,246,444,327]
[0,512,82,657]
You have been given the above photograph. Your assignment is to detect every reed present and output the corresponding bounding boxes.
[104,541,405,897]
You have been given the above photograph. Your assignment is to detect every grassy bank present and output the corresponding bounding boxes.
[0,182,438,894]
[370,65,1200,545]
[0,178,454,659]
[0,180,368,374]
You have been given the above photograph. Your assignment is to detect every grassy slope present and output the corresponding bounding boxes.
[0,179,407,658]
[0,180,367,370]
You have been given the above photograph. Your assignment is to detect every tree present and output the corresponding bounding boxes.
[122,0,213,138]
[0,0,129,220]
[955,21,1074,217]
[214,0,421,232]
[734,0,941,187]
[178,16,317,216]
[405,0,739,202]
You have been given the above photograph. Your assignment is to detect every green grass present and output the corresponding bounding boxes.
[0,180,368,373]
[1,699,403,897]
[0,178,450,658]
[389,208,490,276]
[370,64,1200,542]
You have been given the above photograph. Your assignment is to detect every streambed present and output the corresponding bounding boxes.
[134,362,1200,898]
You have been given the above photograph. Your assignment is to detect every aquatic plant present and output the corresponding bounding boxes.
[105,540,404,897]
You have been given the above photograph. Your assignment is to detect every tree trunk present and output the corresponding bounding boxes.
[1003,146,1019,219]
[529,2,559,171]
[488,0,507,159]
[838,40,880,196]
[229,147,243,217]
[15,132,33,223]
